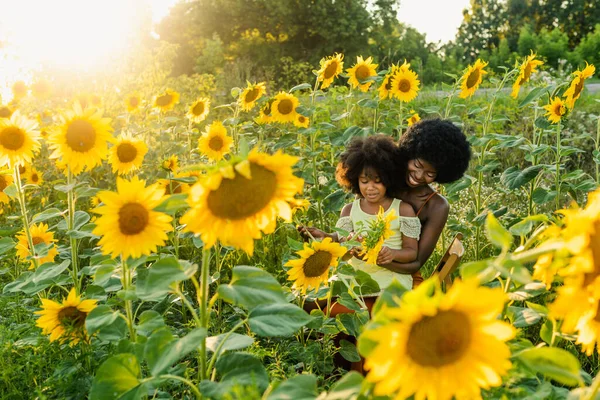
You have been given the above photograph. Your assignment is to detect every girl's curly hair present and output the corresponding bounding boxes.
[398,118,471,183]
[338,134,402,197]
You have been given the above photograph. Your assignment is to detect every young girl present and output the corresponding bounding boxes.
[301,134,421,293]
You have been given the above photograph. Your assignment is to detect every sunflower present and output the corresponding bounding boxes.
[153,89,180,113]
[12,81,28,100]
[459,59,488,99]
[511,53,544,98]
[0,112,40,168]
[407,111,421,126]
[240,82,266,111]
[198,121,233,161]
[0,168,13,204]
[378,64,401,100]
[390,66,420,102]
[16,223,58,268]
[48,104,114,175]
[0,106,13,119]
[181,149,304,255]
[358,207,397,265]
[361,278,515,400]
[543,97,567,124]
[347,56,378,92]
[109,134,147,176]
[286,238,347,294]
[317,53,344,89]
[271,92,299,123]
[564,63,596,109]
[162,155,179,173]
[35,288,98,344]
[293,114,310,128]
[256,99,275,124]
[31,79,52,99]
[24,167,43,185]
[156,178,191,196]
[125,92,142,113]
[93,177,173,259]
[187,97,211,123]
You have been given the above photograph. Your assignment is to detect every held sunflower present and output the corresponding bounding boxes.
[286,237,347,294]
[125,92,142,113]
[153,89,180,113]
[92,177,173,259]
[239,82,266,111]
[181,149,304,255]
[511,53,544,98]
[459,59,488,99]
[358,207,397,265]
[360,278,515,400]
[0,169,13,204]
[0,112,41,167]
[317,53,344,90]
[198,121,233,161]
[187,97,211,123]
[109,134,148,175]
[544,97,567,124]
[48,103,113,175]
[271,92,299,123]
[390,66,420,102]
[347,56,378,92]
[35,288,98,345]
[564,63,596,109]
[16,222,58,269]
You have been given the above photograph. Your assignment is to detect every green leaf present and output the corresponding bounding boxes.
[136,257,193,301]
[460,259,499,284]
[3,183,17,198]
[266,375,318,400]
[518,347,582,386]
[507,306,543,327]
[32,259,70,284]
[90,353,144,400]
[371,279,409,316]
[217,266,287,310]
[287,237,304,252]
[320,371,364,400]
[509,214,549,237]
[508,282,547,301]
[540,319,553,345]
[85,305,121,335]
[31,208,63,224]
[0,237,15,255]
[289,83,312,92]
[206,333,254,355]
[501,165,544,190]
[145,327,206,376]
[519,86,548,108]
[336,312,368,337]
[216,352,269,393]
[154,193,189,214]
[532,187,556,205]
[136,310,165,337]
[339,339,361,362]
[485,213,513,250]
[248,303,312,337]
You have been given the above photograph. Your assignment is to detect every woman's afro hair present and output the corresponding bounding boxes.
[338,134,401,196]
[398,118,471,183]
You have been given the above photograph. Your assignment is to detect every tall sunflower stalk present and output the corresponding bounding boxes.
[595,115,600,184]
[472,67,518,260]
[528,106,542,215]
[120,256,136,341]
[66,169,81,293]
[13,167,40,271]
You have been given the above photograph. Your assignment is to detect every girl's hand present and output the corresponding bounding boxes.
[377,246,395,265]
[349,246,366,260]
[297,226,328,241]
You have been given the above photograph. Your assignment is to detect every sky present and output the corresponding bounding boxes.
[397,0,471,43]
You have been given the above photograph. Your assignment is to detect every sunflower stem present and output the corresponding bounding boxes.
[555,121,562,210]
[199,246,211,381]
[398,100,404,138]
[67,169,80,293]
[157,375,202,399]
[120,256,137,341]
[13,166,39,270]
[207,318,247,381]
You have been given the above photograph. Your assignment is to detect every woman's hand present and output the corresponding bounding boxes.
[297,226,328,241]
[377,246,396,265]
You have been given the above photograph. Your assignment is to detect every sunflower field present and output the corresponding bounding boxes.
[0,44,600,400]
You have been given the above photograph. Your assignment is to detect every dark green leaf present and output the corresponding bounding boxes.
[518,347,582,386]
[218,265,287,310]
[90,354,144,400]
[248,303,312,337]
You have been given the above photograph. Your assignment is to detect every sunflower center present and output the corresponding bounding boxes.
[303,250,333,277]
[554,103,565,116]
[66,120,96,152]
[406,310,471,367]
[244,88,260,103]
[0,107,12,118]
[298,116,306,123]
[0,126,25,150]
[355,65,371,81]
[31,172,39,183]
[277,99,294,115]
[263,102,273,116]
[118,203,149,235]
[156,94,173,107]
[523,63,532,81]
[18,165,26,175]
[466,69,480,89]
[117,143,138,163]
[0,175,7,191]
[129,97,139,107]
[58,306,87,328]
[324,61,338,79]
[32,236,44,246]
[208,136,224,151]
[207,162,277,220]
[384,76,393,91]
[583,220,600,287]
[573,78,585,99]
[193,101,205,116]
[398,78,411,93]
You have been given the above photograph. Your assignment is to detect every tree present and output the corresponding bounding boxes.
[455,0,507,61]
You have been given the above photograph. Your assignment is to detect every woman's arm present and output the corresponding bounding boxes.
[379,196,449,274]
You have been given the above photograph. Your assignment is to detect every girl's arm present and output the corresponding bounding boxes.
[377,201,418,265]
[297,203,353,242]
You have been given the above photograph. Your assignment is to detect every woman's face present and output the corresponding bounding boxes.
[406,158,437,188]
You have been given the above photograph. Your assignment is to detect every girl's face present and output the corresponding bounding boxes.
[406,158,437,188]
[359,168,387,204]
